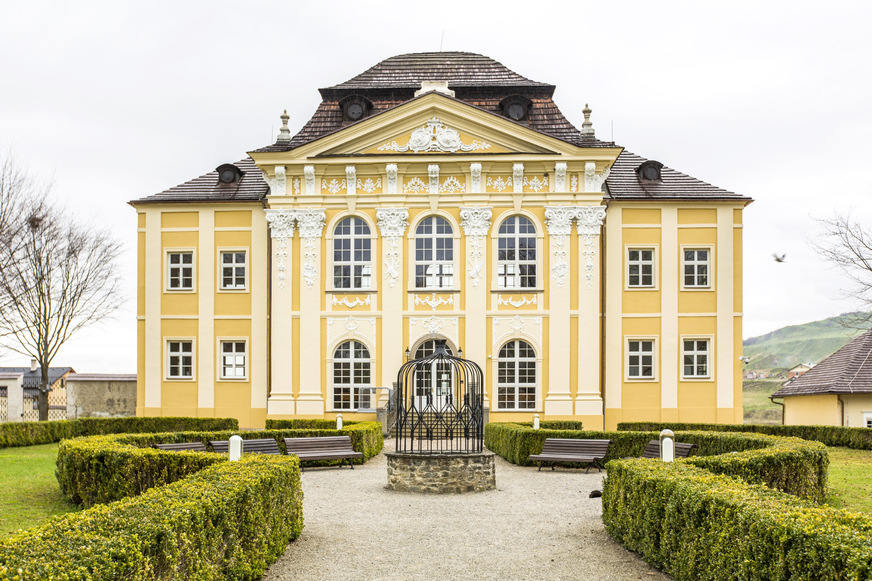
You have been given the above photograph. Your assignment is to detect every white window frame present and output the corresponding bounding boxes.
[496,339,538,410]
[625,246,657,289]
[331,216,374,291]
[625,337,657,381]
[165,249,196,292]
[165,338,195,381]
[217,338,247,381]
[217,248,248,292]
[681,245,713,290]
[494,214,541,290]
[331,340,372,411]
[863,412,872,429]
[681,336,714,380]
[413,215,456,290]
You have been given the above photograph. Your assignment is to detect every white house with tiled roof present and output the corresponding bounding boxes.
[131,52,750,429]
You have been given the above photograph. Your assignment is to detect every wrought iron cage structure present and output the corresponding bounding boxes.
[395,340,484,454]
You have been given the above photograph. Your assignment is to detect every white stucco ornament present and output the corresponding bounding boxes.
[376,207,409,287]
[377,117,492,153]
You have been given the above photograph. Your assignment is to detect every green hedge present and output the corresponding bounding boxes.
[0,416,238,449]
[0,455,303,580]
[58,422,383,507]
[618,421,872,450]
[602,459,872,580]
[265,419,384,461]
[484,423,828,501]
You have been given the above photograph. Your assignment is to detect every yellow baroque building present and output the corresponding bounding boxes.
[131,52,750,430]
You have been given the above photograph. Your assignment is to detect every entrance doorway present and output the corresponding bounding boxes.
[412,339,454,410]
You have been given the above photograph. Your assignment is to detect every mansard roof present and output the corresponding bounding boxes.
[771,330,872,397]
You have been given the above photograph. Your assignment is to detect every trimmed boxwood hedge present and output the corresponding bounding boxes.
[0,416,238,449]
[618,421,872,450]
[0,455,303,580]
[484,422,828,501]
[58,422,384,507]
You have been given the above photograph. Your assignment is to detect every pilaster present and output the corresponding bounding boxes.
[197,209,214,412]
[460,206,492,404]
[377,207,409,403]
[264,209,296,416]
[296,208,327,415]
[575,205,607,417]
[717,207,735,415]
[661,207,679,411]
[544,206,575,416]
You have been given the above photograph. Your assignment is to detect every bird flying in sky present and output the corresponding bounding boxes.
[773,253,786,262]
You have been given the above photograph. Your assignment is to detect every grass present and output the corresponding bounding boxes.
[827,446,872,514]
[0,443,78,538]
[742,379,783,425]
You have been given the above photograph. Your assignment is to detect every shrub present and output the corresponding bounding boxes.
[0,416,238,449]
[618,421,872,450]
[0,455,303,580]
[602,459,872,581]
[265,419,383,461]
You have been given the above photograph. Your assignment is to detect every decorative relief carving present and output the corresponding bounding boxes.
[265,209,295,289]
[460,206,492,287]
[486,176,511,192]
[304,166,315,195]
[321,178,346,194]
[332,295,371,308]
[492,315,542,350]
[261,166,287,196]
[470,163,482,192]
[296,209,326,290]
[376,207,409,287]
[403,177,428,194]
[524,176,548,192]
[386,164,398,194]
[409,316,459,347]
[497,295,538,308]
[346,166,356,195]
[360,177,381,194]
[555,163,567,192]
[326,316,376,348]
[428,164,440,195]
[293,178,301,195]
[440,176,464,193]
[513,164,524,193]
[376,117,492,153]
[414,293,454,311]
[570,174,578,193]
[584,162,610,193]
[545,207,577,288]
[576,205,607,289]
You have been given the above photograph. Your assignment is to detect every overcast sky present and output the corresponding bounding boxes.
[1,1,870,373]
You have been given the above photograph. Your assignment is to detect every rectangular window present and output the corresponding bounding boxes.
[682,339,710,378]
[683,249,710,288]
[167,252,194,290]
[220,341,246,379]
[627,249,655,287]
[864,413,872,429]
[220,251,247,290]
[627,340,655,378]
[167,341,193,379]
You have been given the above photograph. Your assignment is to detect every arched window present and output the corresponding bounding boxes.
[497,216,536,288]
[497,340,536,409]
[413,339,453,409]
[333,340,371,410]
[415,216,454,288]
[333,217,371,289]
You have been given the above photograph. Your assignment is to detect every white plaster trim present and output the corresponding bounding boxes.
[376,117,492,153]
[376,207,409,288]
[460,206,492,287]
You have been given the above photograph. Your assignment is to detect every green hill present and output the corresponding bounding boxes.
[742,313,868,371]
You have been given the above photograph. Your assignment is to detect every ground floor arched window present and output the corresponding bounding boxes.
[413,339,453,409]
[497,340,536,409]
[333,340,371,410]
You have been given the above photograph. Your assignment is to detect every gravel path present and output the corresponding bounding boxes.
[262,441,671,581]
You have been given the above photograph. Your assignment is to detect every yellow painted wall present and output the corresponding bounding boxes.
[783,394,840,425]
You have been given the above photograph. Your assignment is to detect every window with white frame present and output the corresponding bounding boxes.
[333,217,372,289]
[415,216,454,288]
[627,248,655,287]
[497,340,537,409]
[683,249,710,288]
[627,339,655,379]
[333,340,371,410]
[864,412,872,429]
[167,340,193,379]
[219,251,247,290]
[220,341,246,379]
[682,339,710,378]
[497,216,537,289]
[167,252,194,290]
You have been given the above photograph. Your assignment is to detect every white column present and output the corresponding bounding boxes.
[197,209,215,412]
[575,205,607,417]
[544,207,576,416]
[717,207,735,415]
[661,207,679,412]
[604,206,623,428]
[250,210,269,416]
[296,209,327,415]
[265,209,296,416]
[144,207,161,410]
[460,207,492,405]
[377,208,409,405]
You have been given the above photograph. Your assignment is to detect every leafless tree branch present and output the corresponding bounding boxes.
[814,212,872,328]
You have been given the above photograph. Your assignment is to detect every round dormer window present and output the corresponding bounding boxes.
[499,95,532,122]
[220,168,237,183]
[340,95,372,122]
[507,102,526,121]
[346,102,365,121]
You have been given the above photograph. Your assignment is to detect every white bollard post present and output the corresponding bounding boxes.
[659,429,675,462]
[336,414,343,430]
[533,414,540,430]
[229,435,243,461]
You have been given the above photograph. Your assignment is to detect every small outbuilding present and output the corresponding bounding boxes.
[771,330,872,428]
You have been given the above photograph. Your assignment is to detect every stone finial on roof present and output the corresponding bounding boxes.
[415,81,455,98]
[277,109,291,142]
[580,103,594,137]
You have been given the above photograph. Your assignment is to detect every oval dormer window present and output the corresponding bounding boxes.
[340,95,372,122]
[636,160,664,182]
[499,95,532,122]
[216,163,243,184]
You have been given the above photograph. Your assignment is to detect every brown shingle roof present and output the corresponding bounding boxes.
[606,151,751,201]
[129,157,267,205]
[771,330,872,397]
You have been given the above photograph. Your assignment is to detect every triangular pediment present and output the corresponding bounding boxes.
[284,93,581,159]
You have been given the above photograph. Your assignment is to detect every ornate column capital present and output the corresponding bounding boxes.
[376,207,409,238]
[296,209,326,238]
[264,208,296,238]
[544,206,577,236]
[575,205,607,236]
[460,206,492,288]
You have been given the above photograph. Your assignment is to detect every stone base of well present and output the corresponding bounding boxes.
[385,452,496,493]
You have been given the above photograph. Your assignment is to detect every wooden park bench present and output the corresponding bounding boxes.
[209,438,281,455]
[283,435,363,470]
[153,442,208,452]
[528,438,612,473]
[640,439,698,459]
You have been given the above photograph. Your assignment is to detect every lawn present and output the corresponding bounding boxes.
[827,446,872,514]
[0,443,78,538]
[742,379,784,425]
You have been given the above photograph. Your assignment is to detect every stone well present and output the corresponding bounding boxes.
[385,451,496,493]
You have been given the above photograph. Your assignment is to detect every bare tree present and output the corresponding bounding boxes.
[0,155,123,420]
[815,212,872,328]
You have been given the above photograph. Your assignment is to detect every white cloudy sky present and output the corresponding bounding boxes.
[1,1,870,372]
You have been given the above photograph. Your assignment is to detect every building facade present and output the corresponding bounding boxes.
[131,52,750,429]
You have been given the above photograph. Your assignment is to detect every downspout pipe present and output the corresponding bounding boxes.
[837,394,845,427]
[769,395,785,425]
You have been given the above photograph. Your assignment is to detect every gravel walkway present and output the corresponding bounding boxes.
[262,441,671,581]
